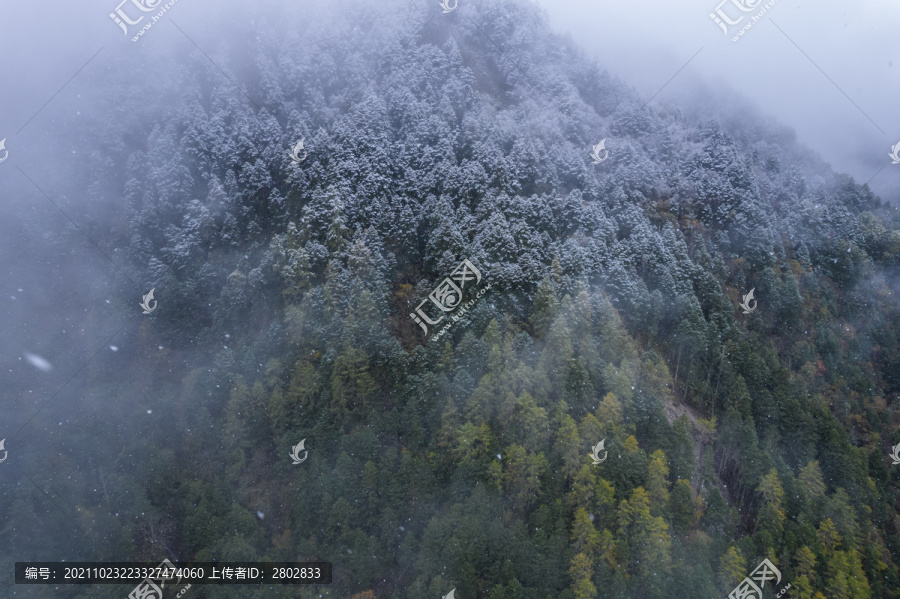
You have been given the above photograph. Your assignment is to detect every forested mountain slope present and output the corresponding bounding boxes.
[6,0,900,598]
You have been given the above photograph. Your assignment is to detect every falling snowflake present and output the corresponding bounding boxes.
[24,352,52,372]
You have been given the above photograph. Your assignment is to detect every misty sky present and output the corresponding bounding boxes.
[531,0,900,204]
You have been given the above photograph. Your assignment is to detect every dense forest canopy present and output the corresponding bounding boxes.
[3,0,900,598]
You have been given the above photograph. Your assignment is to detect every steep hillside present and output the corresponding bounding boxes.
[5,1,900,598]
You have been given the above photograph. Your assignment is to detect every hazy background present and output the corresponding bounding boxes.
[532,0,900,204]
[1,0,898,203]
